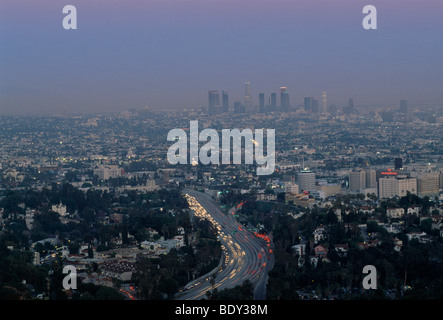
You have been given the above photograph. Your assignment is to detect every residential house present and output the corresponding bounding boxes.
[309,256,319,268]
[314,245,328,257]
[292,243,306,257]
[383,223,402,234]
[406,231,427,242]
[140,241,161,251]
[358,206,375,214]
[334,244,349,257]
[387,208,405,219]
[313,226,327,244]
[407,205,422,216]
[393,238,403,252]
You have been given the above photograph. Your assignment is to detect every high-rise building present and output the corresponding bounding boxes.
[222,90,229,113]
[349,169,377,194]
[321,91,327,113]
[378,177,397,199]
[270,93,277,111]
[280,87,290,112]
[304,97,319,113]
[394,158,403,170]
[417,172,440,196]
[399,100,408,113]
[208,90,220,115]
[244,82,253,113]
[297,170,316,192]
[312,99,319,113]
[349,98,354,110]
[304,97,313,113]
[344,98,354,114]
[349,170,366,192]
[396,178,417,197]
[365,169,377,189]
[378,176,417,199]
[259,93,265,113]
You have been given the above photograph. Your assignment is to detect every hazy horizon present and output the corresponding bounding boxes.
[1,0,443,115]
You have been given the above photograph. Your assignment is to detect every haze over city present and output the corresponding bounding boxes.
[1,0,443,115]
[1,0,443,308]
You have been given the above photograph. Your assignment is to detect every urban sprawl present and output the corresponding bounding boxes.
[1,93,443,300]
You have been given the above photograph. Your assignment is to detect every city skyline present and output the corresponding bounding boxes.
[1,0,443,307]
[1,0,443,114]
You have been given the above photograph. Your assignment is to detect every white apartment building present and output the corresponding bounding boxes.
[94,165,124,180]
[378,176,417,199]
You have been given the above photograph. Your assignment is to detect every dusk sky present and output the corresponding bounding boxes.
[1,0,442,115]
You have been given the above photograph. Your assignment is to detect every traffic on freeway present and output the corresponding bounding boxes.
[176,189,274,300]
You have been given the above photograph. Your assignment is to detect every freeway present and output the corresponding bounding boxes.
[176,189,274,300]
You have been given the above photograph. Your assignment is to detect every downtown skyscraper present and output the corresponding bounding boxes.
[208,90,220,115]
[222,90,229,113]
[259,93,265,113]
[280,87,290,112]
[244,82,253,113]
[270,93,277,111]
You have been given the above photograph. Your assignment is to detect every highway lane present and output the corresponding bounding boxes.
[176,189,273,300]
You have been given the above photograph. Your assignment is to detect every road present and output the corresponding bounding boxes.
[176,189,274,300]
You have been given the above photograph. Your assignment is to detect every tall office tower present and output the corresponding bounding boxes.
[399,100,408,113]
[304,97,313,113]
[417,172,440,196]
[222,90,229,113]
[280,87,290,112]
[394,158,403,170]
[312,99,319,113]
[349,98,354,110]
[297,170,316,192]
[344,98,355,114]
[259,93,265,113]
[321,91,327,113]
[304,97,319,113]
[244,82,253,112]
[270,93,277,111]
[365,169,377,188]
[349,170,366,192]
[208,90,220,115]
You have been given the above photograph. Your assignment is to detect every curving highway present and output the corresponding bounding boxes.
[176,189,274,300]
